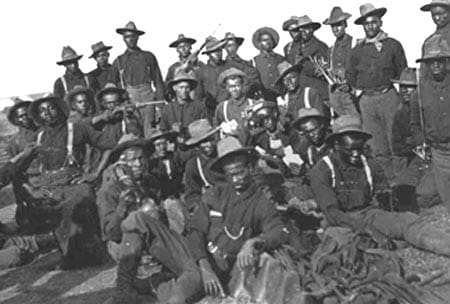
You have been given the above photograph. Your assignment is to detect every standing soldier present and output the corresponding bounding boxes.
[112,21,165,137]
[88,41,115,91]
[421,0,450,56]
[282,16,302,65]
[252,27,285,101]
[53,46,97,100]
[346,3,407,181]
[323,7,357,115]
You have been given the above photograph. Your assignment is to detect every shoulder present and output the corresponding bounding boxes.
[274,53,285,61]
[384,37,404,48]
[316,38,329,50]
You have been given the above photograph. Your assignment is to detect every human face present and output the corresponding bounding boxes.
[64,61,79,74]
[173,81,192,101]
[331,21,347,39]
[282,71,300,92]
[335,134,367,167]
[13,106,32,129]
[222,156,253,192]
[299,25,315,42]
[94,50,110,67]
[299,118,327,146]
[122,147,147,179]
[288,25,301,40]
[102,92,121,111]
[363,16,382,39]
[224,40,239,57]
[176,42,192,58]
[153,138,168,158]
[399,85,417,103]
[431,5,450,29]
[225,77,244,100]
[256,109,278,132]
[208,49,223,64]
[123,31,139,49]
[259,33,274,52]
[199,136,217,157]
[72,93,90,116]
[38,101,62,126]
[427,58,447,81]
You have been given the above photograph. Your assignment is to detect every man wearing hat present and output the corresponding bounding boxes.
[88,41,115,90]
[195,36,228,119]
[159,70,207,140]
[310,114,450,257]
[65,85,96,123]
[183,119,223,212]
[112,21,165,137]
[222,32,262,99]
[165,34,204,85]
[421,0,450,59]
[54,46,97,100]
[411,36,450,212]
[282,16,302,65]
[346,3,407,182]
[252,27,285,101]
[187,136,288,298]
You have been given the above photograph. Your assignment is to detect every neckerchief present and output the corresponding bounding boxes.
[357,31,388,52]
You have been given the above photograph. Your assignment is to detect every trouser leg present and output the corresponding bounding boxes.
[431,148,450,212]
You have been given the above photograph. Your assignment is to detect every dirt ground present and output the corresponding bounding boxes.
[1,185,450,304]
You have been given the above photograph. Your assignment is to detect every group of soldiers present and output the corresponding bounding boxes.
[2,1,450,303]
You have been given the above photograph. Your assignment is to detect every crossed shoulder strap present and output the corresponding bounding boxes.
[196,157,211,188]
[304,87,311,108]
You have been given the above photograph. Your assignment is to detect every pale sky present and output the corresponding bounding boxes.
[0,0,436,103]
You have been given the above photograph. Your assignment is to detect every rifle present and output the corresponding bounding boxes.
[413,69,431,161]
[113,100,167,114]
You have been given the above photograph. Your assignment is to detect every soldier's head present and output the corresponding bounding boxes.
[428,57,448,80]
[392,68,417,103]
[433,5,450,28]
[122,31,139,49]
[66,86,95,117]
[223,33,244,57]
[176,42,192,58]
[169,71,198,102]
[331,21,347,39]
[259,33,275,52]
[299,25,315,42]
[37,99,65,127]
[418,36,450,81]
[9,101,33,129]
[288,24,301,40]
[324,7,351,39]
[362,15,382,39]
[149,130,174,159]
[220,68,246,100]
[293,108,329,147]
[283,70,300,92]
[121,146,147,179]
[185,119,219,157]
[97,84,125,112]
[252,102,279,133]
[94,50,110,68]
[208,49,223,64]
[276,61,301,93]
[72,93,91,116]
[173,80,192,101]
[283,17,301,40]
[355,4,386,39]
[63,60,79,74]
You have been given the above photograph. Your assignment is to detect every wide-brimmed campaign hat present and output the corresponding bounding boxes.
[391,68,418,86]
[89,41,112,58]
[292,107,329,130]
[109,133,154,163]
[116,21,145,36]
[148,129,176,142]
[185,119,220,146]
[252,27,280,49]
[326,114,372,143]
[7,99,32,126]
[167,70,198,89]
[323,7,352,25]
[282,16,301,31]
[417,35,450,62]
[297,15,321,31]
[201,36,227,54]
[354,3,387,25]
[275,61,302,85]
[57,46,83,65]
[222,32,244,46]
[421,0,450,11]
[29,95,70,126]
[251,100,277,115]
[65,85,95,105]
[96,83,127,105]
[169,34,197,48]
[217,67,247,86]
[211,136,258,173]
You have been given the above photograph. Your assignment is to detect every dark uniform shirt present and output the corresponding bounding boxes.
[284,38,302,65]
[149,152,187,200]
[422,23,450,56]
[112,48,165,100]
[7,127,38,157]
[95,116,143,146]
[330,34,353,74]
[165,59,205,84]
[53,69,98,100]
[224,55,262,97]
[392,101,416,158]
[285,86,325,120]
[88,64,115,90]
[346,37,407,90]
[253,52,285,100]
[159,99,207,134]
[187,182,286,266]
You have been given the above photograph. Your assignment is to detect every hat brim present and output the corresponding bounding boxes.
[292,114,329,130]
[184,127,220,146]
[168,78,198,89]
[201,40,227,54]
[326,129,372,144]
[96,86,127,104]
[218,71,248,87]
[89,46,112,58]
[391,79,417,86]
[169,38,197,48]
[7,101,32,125]
[354,8,387,25]
[29,96,69,126]
[252,27,280,50]
[421,2,450,11]
[109,138,154,164]
[416,54,450,62]
[149,130,177,142]
[223,37,245,46]
[323,13,352,25]
[298,22,321,31]
[65,87,95,104]
[56,55,83,65]
[116,28,145,36]
[282,19,299,31]
[275,64,302,86]
[211,147,258,173]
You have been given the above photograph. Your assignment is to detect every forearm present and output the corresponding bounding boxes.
[93,150,111,177]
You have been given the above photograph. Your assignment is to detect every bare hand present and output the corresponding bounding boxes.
[73,172,98,184]
[200,263,225,297]
[237,239,259,270]
[118,189,136,214]
[172,122,181,133]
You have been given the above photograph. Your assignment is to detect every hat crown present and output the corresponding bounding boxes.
[91,41,107,52]
[124,21,138,31]
[397,68,417,84]
[325,6,352,24]
[423,35,450,58]
[277,61,294,76]
[298,15,314,25]
[177,34,186,40]
[61,46,79,60]
[332,115,364,134]
[204,36,221,50]
[297,107,323,120]
[359,3,378,16]
[172,69,196,82]
[118,133,140,145]
[188,119,215,139]
[103,83,119,89]
[330,6,345,16]
[216,136,244,159]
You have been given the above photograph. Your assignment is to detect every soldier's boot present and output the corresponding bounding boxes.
[404,218,450,257]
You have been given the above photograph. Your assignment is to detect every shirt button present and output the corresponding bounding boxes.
[440,97,444,100]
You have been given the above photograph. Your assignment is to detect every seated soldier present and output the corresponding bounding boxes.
[183,119,224,212]
[15,95,113,269]
[65,85,96,123]
[310,115,450,256]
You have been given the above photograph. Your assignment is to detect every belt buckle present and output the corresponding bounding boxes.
[207,241,218,254]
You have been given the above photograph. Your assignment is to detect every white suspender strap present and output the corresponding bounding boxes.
[84,75,90,88]
[196,157,211,188]
[67,122,74,160]
[248,98,254,106]
[251,58,256,67]
[36,131,44,146]
[307,146,314,167]
[61,76,68,94]
[361,155,373,195]
[223,100,229,122]
[322,155,336,188]
[121,119,127,134]
[304,87,311,108]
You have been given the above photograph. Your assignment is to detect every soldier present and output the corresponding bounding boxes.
[252,27,285,101]
[159,70,207,140]
[346,3,407,181]
[323,7,358,116]
[195,37,228,120]
[112,21,165,137]
[282,16,302,65]
[65,85,96,123]
[222,32,262,98]
[88,41,115,90]
[421,0,450,57]
[310,114,450,257]
[53,46,97,100]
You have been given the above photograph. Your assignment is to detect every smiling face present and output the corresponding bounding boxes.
[225,76,244,100]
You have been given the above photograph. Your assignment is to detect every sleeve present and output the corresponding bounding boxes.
[186,196,211,261]
[391,110,413,156]
[97,181,126,242]
[159,105,171,132]
[393,40,408,80]
[77,122,114,151]
[53,78,65,99]
[213,102,223,127]
[345,48,358,88]
[256,197,287,250]
[183,158,203,212]
[0,162,14,189]
[194,69,205,102]
[149,53,165,100]
[111,57,122,88]
[409,92,424,145]
[309,87,325,114]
